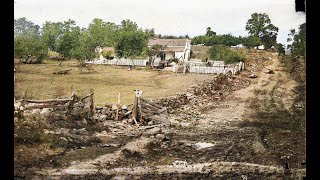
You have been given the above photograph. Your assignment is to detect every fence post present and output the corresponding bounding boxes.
[21,89,28,110]
[132,90,142,125]
[66,91,77,115]
[89,89,94,118]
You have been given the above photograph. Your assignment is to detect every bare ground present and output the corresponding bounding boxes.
[14,51,306,179]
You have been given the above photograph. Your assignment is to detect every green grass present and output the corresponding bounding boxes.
[14,59,213,106]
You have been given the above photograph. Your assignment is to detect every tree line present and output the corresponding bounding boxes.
[14,12,305,66]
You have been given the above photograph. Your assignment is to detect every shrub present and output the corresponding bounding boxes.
[208,45,245,64]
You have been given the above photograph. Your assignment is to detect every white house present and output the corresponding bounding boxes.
[147,38,191,61]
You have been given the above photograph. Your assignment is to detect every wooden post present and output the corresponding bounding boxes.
[21,89,28,110]
[89,89,94,118]
[183,62,186,74]
[115,93,120,121]
[132,94,138,121]
[66,92,77,115]
[117,93,121,105]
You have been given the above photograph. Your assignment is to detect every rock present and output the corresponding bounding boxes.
[95,106,103,110]
[112,105,118,110]
[155,134,165,140]
[99,115,107,121]
[76,128,90,135]
[143,127,161,135]
[248,74,257,78]
[128,119,133,124]
[32,109,41,115]
[121,105,128,110]
[40,108,51,116]
[147,121,154,125]
[82,118,87,125]
[122,119,128,124]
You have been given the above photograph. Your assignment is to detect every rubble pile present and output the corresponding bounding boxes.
[155,74,250,112]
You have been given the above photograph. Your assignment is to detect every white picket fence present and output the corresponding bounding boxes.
[86,58,148,66]
[189,61,244,75]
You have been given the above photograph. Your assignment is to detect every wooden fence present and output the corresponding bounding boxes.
[86,59,148,66]
[18,89,95,117]
[189,61,245,75]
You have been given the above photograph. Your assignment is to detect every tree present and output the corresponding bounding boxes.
[14,17,40,37]
[276,43,285,56]
[208,45,245,64]
[88,18,119,47]
[145,28,155,38]
[55,20,81,61]
[206,27,216,37]
[14,18,47,63]
[41,21,64,51]
[245,13,279,49]
[71,29,96,73]
[287,22,306,58]
[243,35,262,49]
[14,33,48,63]
[218,34,241,46]
[146,44,163,68]
[115,20,147,58]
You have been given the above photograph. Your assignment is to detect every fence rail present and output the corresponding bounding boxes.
[86,59,148,66]
[18,90,95,117]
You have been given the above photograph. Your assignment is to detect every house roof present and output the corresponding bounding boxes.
[162,46,185,52]
[148,38,188,47]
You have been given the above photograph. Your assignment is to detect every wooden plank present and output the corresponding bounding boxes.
[24,104,66,110]
[89,89,94,118]
[140,98,164,109]
[138,123,170,130]
[26,99,72,103]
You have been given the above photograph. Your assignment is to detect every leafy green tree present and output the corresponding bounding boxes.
[41,21,64,51]
[208,45,245,64]
[276,43,285,56]
[55,20,81,60]
[146,44,163,67]
[14,17,40,37]
[14,33,48,63]
[88,18,119,47]
[145,28,155,38]
[206,27,216,37]
[115,20,147,58]
[287,22,306,58]
[243,35,262,49]
[14,18,47,63]
[218,34,241,46]
[71,29,96,73]
[245,13,279,49]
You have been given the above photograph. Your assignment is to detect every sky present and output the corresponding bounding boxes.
[14,0,305,45]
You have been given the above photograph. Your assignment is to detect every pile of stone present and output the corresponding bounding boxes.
[154,74,250,112]
[93,104,132,123]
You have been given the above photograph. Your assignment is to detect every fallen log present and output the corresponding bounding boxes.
[24,104,66,110]
[26,99,72,103]
[53,69,72,74]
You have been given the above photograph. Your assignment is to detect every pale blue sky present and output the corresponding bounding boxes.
[14,0,305,45]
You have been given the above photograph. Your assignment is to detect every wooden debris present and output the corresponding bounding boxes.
[53,69,72,75]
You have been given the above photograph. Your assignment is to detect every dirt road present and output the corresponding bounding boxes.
[18,52,306,179]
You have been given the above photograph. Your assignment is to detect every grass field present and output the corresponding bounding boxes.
[14,59,214,106]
